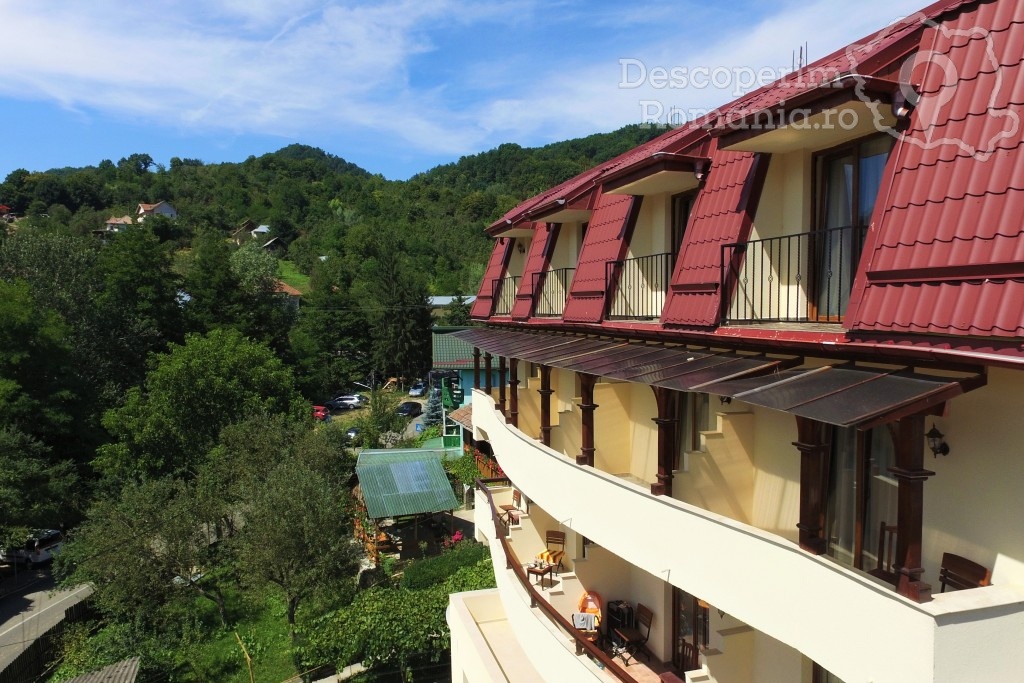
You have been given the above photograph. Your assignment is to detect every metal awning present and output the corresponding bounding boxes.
[356,451,459,520]
[452,328,799,393]
[453,328,986,429]
[699,365,986,429]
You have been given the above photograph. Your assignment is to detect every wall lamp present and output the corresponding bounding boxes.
[516,241,526,254]
[694,161,708,182]
[926,424,949,457]
[719,395,732,405]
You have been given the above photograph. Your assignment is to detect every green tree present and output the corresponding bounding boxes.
[234,460,359,639]
[440,295,472,326]
[95,328,307,482]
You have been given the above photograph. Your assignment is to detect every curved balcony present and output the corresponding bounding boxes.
[471,389,1024,683]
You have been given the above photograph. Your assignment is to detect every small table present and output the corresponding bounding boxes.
[526,563,554,588]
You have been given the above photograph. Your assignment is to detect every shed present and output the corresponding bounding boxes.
[355,450,458,520]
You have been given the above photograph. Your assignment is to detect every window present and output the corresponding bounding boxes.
[671,192,697,258]
[813,135,892,319]
[825,424,897,570]
[678,392,711,466]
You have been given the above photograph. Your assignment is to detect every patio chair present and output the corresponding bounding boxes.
[939,552,991,592]
[537,530,566,573]
[499,489,522,527]
[573,590,603,646]
[614,602,653,665]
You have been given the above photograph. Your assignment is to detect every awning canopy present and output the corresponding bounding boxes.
[454,328,986,429]
[700,365,986,429]
[452,328,800,394]
[356,450,459,520]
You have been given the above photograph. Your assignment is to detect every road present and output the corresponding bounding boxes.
[0,570,92,671]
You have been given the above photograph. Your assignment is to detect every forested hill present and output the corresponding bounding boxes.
[0,124,661,294]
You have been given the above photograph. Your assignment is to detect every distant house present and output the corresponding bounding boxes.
[136,201,178,221]
[231,219,258,245]
[273,279,301,311]
[261,236,286,256]
[251,224,271,240]
[92,215,133,241]
[104,215,133,231]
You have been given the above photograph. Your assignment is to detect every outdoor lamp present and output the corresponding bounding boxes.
[926,424,949,457]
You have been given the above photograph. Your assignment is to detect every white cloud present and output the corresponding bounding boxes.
[0,0,937,163]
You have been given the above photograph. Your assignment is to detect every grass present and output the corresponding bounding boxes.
[183,588,299,683]
[277,260,310,293]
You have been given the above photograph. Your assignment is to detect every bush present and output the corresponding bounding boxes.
[400,541,490,590]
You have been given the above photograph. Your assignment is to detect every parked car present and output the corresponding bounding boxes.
[396,401,423,418]
[346,426,361,444]
[313,405,330,421]
[0,529,64,567]
[408,381,427,397]
[326,394,367,411]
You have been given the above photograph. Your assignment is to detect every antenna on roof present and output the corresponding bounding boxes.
[792,42,810,71]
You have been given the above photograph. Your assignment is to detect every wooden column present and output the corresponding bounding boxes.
[508,358,520,427]
[473,348,481,390]
[577,374,598,466]
[651,386,679,496]
[891,414,935,603]
[538,365,553,446]
[484,353,493,396]
[497,356,507,416]
[793,416,832,555]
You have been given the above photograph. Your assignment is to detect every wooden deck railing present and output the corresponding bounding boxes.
[475,477,638,682]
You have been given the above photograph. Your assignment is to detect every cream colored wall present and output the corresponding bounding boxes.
[629,383,659,483]
[507,237,530,275]
[628,565,673,662]
[517,374,541,440]
[749,407,801,543]
[628,193,671,257]
[731,149,812,320]
[548,221,580,271]
[474,393,1024,683]
[675,411,756,524]
[593,382,633,474]
[924,367,1024,587]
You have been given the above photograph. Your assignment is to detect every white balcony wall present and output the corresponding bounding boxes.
[472,389,1024,683]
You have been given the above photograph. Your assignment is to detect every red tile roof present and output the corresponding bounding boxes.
[662,147,767,327]
[848,0,1024,337]
[274,280,302,297]
[511,223,559,320]
[471,236,514,319]
[563,190,639,323]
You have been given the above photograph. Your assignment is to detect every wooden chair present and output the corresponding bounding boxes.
[614,602,653,665]
[536,530,566,573]
[939,552,992,592]
[499,490,521,527]
[868,521,899,586]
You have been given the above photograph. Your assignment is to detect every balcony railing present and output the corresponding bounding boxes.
[606,252,673,320]
[532,267,575,317]
[492,275,521,316]
[475,477,638,682]
[720,225,867,324]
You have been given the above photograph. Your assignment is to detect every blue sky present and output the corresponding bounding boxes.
[0,0,928,181]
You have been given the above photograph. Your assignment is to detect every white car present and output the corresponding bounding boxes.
[0,529,64,567]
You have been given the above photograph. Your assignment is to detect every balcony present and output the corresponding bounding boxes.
[493,275,522,316]
[470,389,1024,683]
[606,253,673,321]
[533,267,575,318]
[720,225,867,325]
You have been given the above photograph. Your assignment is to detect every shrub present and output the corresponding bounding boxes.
[400,541,490,590]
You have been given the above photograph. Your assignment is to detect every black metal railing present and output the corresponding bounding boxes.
[475,478,638,682]
[492,275,521,316]
[605,252,673,320]
[532,267,575,317]
[720,225,867,324]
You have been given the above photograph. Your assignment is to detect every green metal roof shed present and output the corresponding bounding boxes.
[356,450,459,520]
